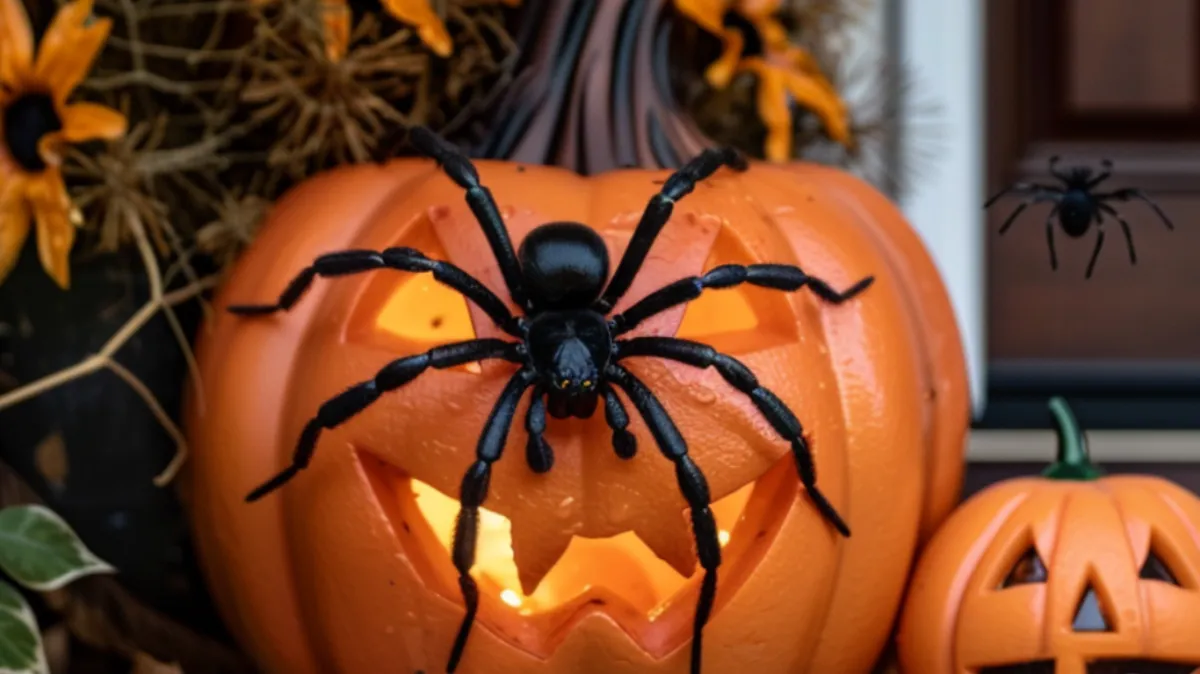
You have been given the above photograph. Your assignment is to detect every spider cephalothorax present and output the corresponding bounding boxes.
[984,156,1174,278]
[228,127,873,674]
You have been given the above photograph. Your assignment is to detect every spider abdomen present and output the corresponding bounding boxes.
[1058,191,1095,237]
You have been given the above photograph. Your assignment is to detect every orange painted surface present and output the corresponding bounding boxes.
[184,159,967,673]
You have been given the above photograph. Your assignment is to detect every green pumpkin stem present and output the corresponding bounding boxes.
[1041,396,1104,480]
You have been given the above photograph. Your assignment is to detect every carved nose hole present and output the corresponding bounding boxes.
[1072,583,1113,632]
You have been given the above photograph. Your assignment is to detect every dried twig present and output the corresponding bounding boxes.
[0,211,217,486]
[239,6,423,173]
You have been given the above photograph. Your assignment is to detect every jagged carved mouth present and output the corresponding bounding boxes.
[359,451,796,658]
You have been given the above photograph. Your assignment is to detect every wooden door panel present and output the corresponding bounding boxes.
[1067,0,1197,112]
[987,0,1200,361]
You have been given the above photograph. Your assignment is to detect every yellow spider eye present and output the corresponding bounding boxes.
[582,380,593,388]
[560,379,571,389]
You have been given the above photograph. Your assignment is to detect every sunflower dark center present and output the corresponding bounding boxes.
[722,10,764,58]
[2,92,61,173]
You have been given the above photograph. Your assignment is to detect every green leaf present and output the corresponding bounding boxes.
[0,505,114,592]
[0,580,47,674]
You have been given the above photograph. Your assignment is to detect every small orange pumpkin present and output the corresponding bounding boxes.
[898,397,1200,674]
[185,158,968,673]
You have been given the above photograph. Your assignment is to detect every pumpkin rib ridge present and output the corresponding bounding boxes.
[1040,488,1076,656]
[737,166,921,674]
[734,169,845,524]
[280,164,447,672]
[957,489,1036,672]
[189,160,437,674]
[775,163,969,539]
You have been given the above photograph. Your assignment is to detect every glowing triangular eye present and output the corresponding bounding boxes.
[1001,547,1047,587]
[1139,546,1182,586]
[1072,583,1113,632]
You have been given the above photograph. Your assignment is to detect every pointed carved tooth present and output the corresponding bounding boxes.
[510,513,576,596]
[632,511,699,578]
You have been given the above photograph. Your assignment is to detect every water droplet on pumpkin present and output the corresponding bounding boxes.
[689,385,717,405]
[560,496,575,508]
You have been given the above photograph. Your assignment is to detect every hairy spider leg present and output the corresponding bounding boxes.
[984,182,1062,210]
[1086,225,1107,280]
[605,363,721,674]
[1086,159,1114,189]
[1098,188,1175,231]
[1099,202,1137,264]
[407,126,530,310]
[1048,155,1072,182]
[227,247,522,337]
[994,189,1061,235]
[602,383,637,459]
[244,339,523,502]
[448,368,537,673]
[595,146,749,313]
[610,263,873,337]
[1045,205,1060,271]
[617,337,850,537]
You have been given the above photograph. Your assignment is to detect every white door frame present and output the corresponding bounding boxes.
[893,0,987,418]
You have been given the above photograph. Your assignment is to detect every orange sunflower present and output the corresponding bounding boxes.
[0,0,126,289]
[254,0,521,61]
[674,0,852,161]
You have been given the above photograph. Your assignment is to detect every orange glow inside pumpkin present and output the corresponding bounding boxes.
[363,223,785,620]
[410,479,753,616]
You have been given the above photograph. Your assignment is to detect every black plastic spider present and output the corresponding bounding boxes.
[984,156,1174,278]
[229,127,873,674]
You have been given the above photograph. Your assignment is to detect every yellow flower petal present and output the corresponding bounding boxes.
[0,189,31,286]
[26,172,75,289]
[704,27,744,88]
[782,68,851,146]
[0,0,33,87]
[60,102,127,142]
[34,0,113,102]
[742,60,793,161]
[380,0,453,57]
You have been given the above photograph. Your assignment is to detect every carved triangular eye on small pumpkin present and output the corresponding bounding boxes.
[1140,538,1184,586]
[1073,582,1114,632]
[674,225,797,353]
[1000,546,1047,588]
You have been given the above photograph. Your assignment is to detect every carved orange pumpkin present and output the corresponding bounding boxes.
[897,398,1200,674]
[184,158,968,673]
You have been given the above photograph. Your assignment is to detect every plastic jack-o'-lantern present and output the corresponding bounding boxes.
[185,142,968,673]
[898,397,1200,674]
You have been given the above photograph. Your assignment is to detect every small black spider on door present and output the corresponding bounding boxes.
[985,156,1174,278]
